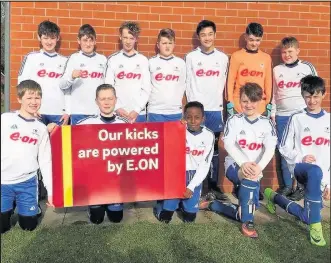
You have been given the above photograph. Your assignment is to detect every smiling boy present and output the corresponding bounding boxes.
[201,83,277,238]
[60,24,107,125]
[105,21,150,124]
[265,75,330,247]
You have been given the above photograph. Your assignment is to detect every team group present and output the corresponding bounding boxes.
[1,19,329,246]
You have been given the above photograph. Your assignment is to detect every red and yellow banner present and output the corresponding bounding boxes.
[50,122,186,208]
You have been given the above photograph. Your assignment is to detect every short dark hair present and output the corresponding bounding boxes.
[301,75,326,96]
[38,20,60,38]
[96,84,116,98]
[281,36,299,49]
[246,22,263,37]
[157,28,175,42]
[240,83,263,102]
[184,101,204,116]
[196,20,216,36]
[78,24,96,40]
[17,80,42,99]
[119,21,141,38]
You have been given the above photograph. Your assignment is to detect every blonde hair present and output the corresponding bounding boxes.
[17,80,42,99]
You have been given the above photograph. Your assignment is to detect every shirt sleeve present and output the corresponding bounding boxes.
[133,57,151,113]
[279,115,302,168]
[18,54,32,84]
[226,54,239,103]
[257,119,277,170]
[187,133,215,191]
[59,55,76,90]
[264,56,273,104]
[38,129,53,196]
[184,54,192,100]
[222,116,249,166]
[271,68,277,117]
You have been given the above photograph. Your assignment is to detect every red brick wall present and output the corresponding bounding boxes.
[9,1,330,192]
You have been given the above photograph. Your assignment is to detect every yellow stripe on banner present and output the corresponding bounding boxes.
[62,126,73,207]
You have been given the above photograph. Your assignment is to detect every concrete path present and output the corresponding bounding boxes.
[36,195,330,227]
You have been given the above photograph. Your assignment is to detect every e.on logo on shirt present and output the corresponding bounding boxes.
[195,69,220,77]
[117,71,141,80]
[37,69,62,78]
[240,69,263,78]
[80,71,104,79]
[301,136,330,146]
[277,81,300,89]
[10,132,38,145]
[186,147,204,156]
[154,73,179,81]
[238,139,263,150]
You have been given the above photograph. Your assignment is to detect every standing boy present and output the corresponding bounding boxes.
[148,28,186,122]
[201,83,277,238]
[1,80,52,233]
[105,21,150,123]
[272,37,318,201]
[154,101,215,223]
[60,24,107,125]
[265,75,329,247]
[185,20,229,200]
[226,22,272,116]
[18,20,69,126]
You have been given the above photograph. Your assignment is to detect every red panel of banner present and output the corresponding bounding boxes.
[50,121,186,208]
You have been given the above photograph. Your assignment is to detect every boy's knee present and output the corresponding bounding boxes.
[1,210,13,234]
[158,210,174,223]
[106,209,123,223]
[307,165,323,181]
[89,206,105,224]
[182,211,196,223]
[18,214,38,231]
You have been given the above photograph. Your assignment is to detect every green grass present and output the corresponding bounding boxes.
[1,220,330,263]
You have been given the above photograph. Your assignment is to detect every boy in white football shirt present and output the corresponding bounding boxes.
[148,28,186,122]
[18,20,69,126]
[272,37,318,201]
[185,20,229,201]
[265,75,329,247]
[77,84,127,224]
[154,101,214,223]
[1,80,52,233]
[60,24,107,125]
[105,21,150,123]
[201,83,277,238]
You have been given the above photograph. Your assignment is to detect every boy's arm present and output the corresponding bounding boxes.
[38,129,53,197]
[222,117,249,166]
[279,115,301,167]
[264,56,273,105]
[187,134,215,192]
[226,55,239,103]
[133,57,151,114]
[59,56,76,90]
[18,54,32,84]
[271,68,277,118]
[105,57,115,86]
[257,120,278,170]
[184,54,192,100]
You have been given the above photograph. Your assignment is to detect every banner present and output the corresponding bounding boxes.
[50,121,186,208]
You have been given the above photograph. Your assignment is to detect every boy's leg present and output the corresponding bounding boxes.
[154,199,178,223]
[70,114,94,125]
[275,115,293,196]
[203,111,229,201]
[1,184,15,233]
[265,163,325,246]
[15,176,39,231]
[106,203,124,223]
[88,205,106,224]
[181,184,204,223]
